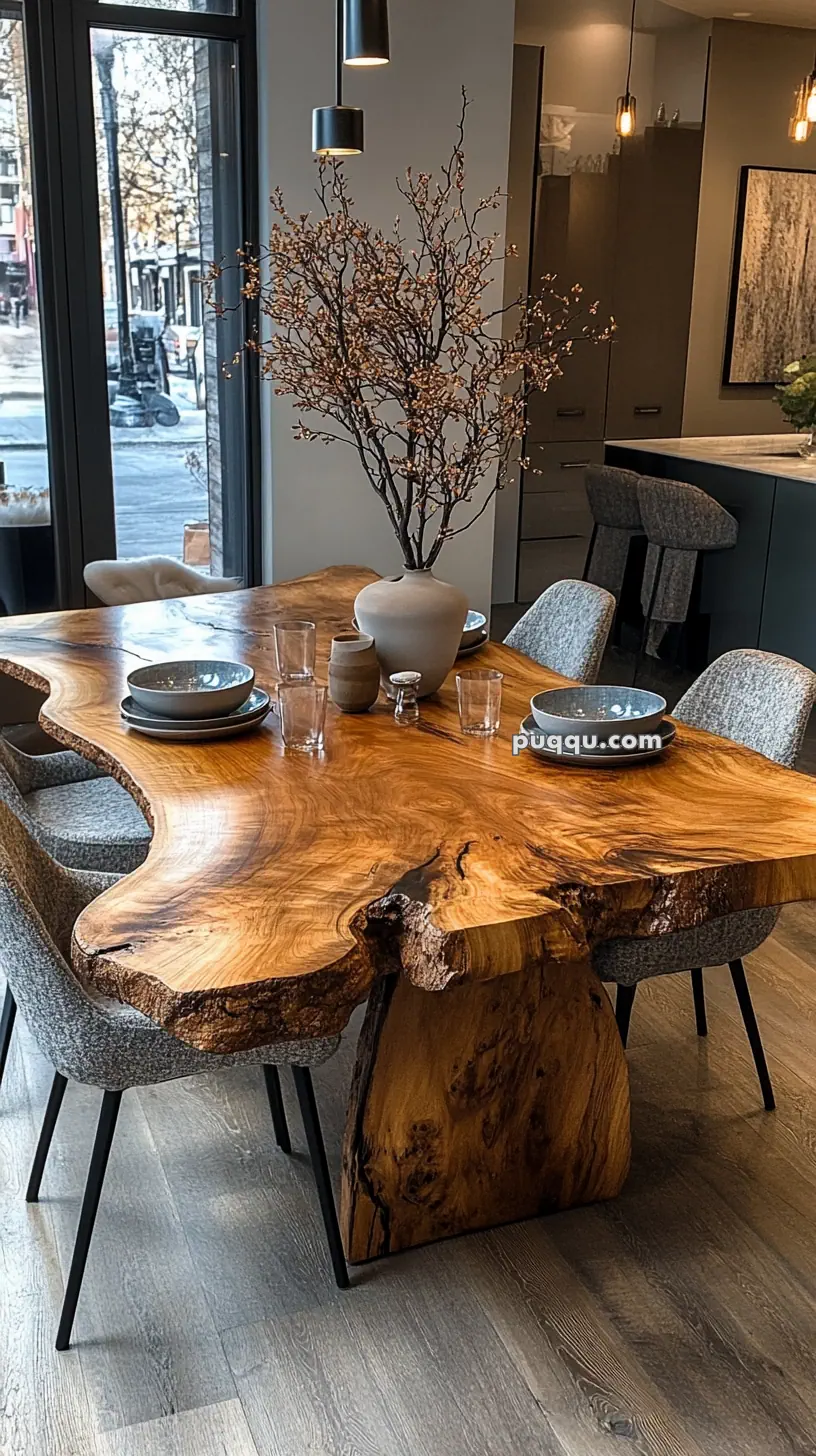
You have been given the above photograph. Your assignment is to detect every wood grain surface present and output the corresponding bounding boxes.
[0,566,814,1051]
[3,565,816,1254]
[342,959,630,1261]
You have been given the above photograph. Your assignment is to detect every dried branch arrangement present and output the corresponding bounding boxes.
[208,93,612,570]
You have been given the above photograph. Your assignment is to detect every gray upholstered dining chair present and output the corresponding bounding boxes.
[0,728,151,1090]
[0,725,105,792]
[593,648,816,1110]
[634,476,738,683]
[0,750,150,875]
[0,796,348,1351]
[504,578,616,684]
[582,464,644,600]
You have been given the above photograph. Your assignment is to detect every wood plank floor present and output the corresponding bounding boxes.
[5,917,816,1456]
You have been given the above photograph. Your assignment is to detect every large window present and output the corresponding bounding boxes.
[0,0,258,616]
[0,8,54,615]
[91,26,247,569]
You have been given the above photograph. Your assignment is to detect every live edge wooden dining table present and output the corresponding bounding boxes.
[3,564,816,1264]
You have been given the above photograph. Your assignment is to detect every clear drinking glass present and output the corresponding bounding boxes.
[456,669,503,737]
[278,681,327,752]
[274,619,316,682]
[390,671,421,726]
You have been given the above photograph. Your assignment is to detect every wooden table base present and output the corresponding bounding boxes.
[341,959,631,1263]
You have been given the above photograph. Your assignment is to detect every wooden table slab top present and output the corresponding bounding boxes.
[4,563,816,1261]
[1,563,816,1054]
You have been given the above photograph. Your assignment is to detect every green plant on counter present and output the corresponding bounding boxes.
[776,354,816,431]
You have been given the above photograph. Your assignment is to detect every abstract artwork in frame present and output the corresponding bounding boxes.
[723,165,816,387]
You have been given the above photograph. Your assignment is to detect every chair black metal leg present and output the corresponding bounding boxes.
[633,544,664,689]
[26,1071,68,1202]
[615,984,637,1049]
[729,960,775,1112]
[0,983,16,1092]
[291,1066,349,1290]
[56,1088,122,1351]
[581,522,598,582]
[263,1065,291,1154]
[690,968,708,1037]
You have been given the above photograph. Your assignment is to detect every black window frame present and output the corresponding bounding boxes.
[18,0,260,607]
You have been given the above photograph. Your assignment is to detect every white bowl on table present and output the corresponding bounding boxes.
[461,610,487,650]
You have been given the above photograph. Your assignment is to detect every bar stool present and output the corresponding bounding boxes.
[633,476,738,686]
[582,464,644,600]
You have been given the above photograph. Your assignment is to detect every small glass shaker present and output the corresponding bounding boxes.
[390,671,421,726]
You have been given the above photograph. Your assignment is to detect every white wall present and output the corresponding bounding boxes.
[257,0,516,613]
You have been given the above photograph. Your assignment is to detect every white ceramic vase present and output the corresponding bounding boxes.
[354,568,468,698]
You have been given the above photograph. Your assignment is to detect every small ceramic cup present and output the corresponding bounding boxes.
[328,632,380,713]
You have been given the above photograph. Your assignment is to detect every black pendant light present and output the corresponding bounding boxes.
[344,0,390,67]
[313,0,364,156]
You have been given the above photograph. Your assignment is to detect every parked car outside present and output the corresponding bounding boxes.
[164,322,201,374]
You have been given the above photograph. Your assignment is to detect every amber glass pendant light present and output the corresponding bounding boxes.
[616,0,638,140]
[804,51,816,124]
[790,81,812,144]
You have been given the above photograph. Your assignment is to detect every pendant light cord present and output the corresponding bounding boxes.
[336,0,343,105]
[625,0,637,97]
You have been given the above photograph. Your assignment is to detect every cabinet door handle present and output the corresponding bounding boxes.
[634,405,662,416]
[560,460,591,470]
[556,407,586,418]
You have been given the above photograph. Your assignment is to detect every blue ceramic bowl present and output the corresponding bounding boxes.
[530,684,666,738]
[127,659,255,720]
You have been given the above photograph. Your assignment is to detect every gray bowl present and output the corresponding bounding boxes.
[461,610,488,649]
[530,684,667,738]
[127,659,255,720]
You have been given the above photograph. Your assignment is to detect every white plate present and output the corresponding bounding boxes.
[121,704,271,741]
[121,687,270,731]
[519,713,675,767]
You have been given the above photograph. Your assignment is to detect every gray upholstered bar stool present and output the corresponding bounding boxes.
[504,578,615,683]
[582,464,644,600]
[0,798,348,1350]
[593,648,816,1110]
[634,476,738,685]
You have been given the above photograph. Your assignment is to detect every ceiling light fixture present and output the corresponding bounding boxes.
[805,48,816,123]
[616,0,637,140]
[313,0,364,156]
[344,0,390,67]
[790,80,813,144]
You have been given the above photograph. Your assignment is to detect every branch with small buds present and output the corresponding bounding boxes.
[204,89,614,570]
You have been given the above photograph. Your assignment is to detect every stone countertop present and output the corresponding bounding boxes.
[606,435,816,484]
